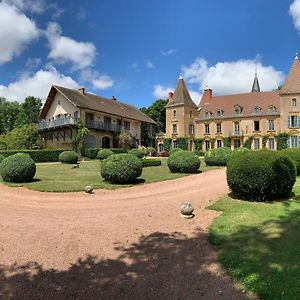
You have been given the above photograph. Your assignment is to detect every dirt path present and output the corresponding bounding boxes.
[0,168,255,300]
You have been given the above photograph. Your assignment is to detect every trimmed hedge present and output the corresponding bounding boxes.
[193,150,204,156]
[0,149,65,162]
[141,159,162,167]
[0,154,4,163]
[59,151,79,164]
[227,150,296,201]
[167,150,200,173]
[204,147,232,166]
[128,149,145,158]
[85,148,101,159]
[110,148,128,154]
[97,149,114,160]
[281,148,300,174]
[0,153,36,182]
[101,154,143,183]
[169,148,183,156]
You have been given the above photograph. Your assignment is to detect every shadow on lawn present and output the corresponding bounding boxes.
[210,204,300,300]
[0,230,252,300]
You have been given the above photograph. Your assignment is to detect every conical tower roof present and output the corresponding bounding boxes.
[166,75,197,109]
[281,56,300,94]
[251,73,260,92]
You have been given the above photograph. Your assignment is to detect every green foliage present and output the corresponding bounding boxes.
[243,136,253,149]
[204,147,232,166]
[0,97,21,134]
[101,154,143,183]
[262,135,268,148]
[176,137,188,150]
[0,154,4,163]
[163,138,172,152]
[141,159,162,167]
[193,150,204,156]
[281,148,300,175]
[276,132,290,150]
[59,151,79,164]
[0,123,41,150]
[146,147,156,156]
[110,148,128,154]
[85,148,101,159]
[169,148,183,156]
[230,147,250,159]
[73,122,89,154]
[128,148,145,158]
[194,138,203,151]
[0,153,36,182]
[97,149,114,160]
[227,150,296,201]
[167,150,200,173]
[210,138,216,149]
[118,130,132,150]
[0,149,65,162]
[223,137,231,148]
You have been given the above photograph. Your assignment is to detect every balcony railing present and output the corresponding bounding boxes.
[228,130,244,137]
[85,120,123,132]
[38,117,78,130]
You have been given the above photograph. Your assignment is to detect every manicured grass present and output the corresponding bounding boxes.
[0,158,218,192]
[209,178,300,300]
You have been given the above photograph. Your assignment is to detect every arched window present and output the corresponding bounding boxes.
[254,106,261,114]
[216,109,224,117]
[205,111,212,118]
[234,105,243,115]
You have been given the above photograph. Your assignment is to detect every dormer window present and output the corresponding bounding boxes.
[254,106,261,114]
[216,109,224,117]
[268,105,276,113]
[234,105,243,115]
[205,111,212,118]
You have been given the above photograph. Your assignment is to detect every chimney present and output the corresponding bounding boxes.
[168,92,174,103]
[78,87,85,95]
[201,88,212,105]
[112,96,117,101]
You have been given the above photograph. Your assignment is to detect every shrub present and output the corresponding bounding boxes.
[141,159,162,167]
[167,150,200,173]
[146,147,156,156]
[230,147,250,159]
[0,149,66,162]
[169,148,183,156]
[85,148,101,159]
[193,150,204,156]
[97,149,114,160]
[59,151,79,164]
[281,148,300,174]
[227,150,296,201]
[204,147,232,166]
[0,153,36,182]
[128,149,145,158]
[0,154,4,163]
[110,148,127,154]
[101,154,143,183]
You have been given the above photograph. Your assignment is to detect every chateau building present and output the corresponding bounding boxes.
[157,56,300,152]
[38,85,155,149]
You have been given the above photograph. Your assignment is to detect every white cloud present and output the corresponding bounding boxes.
[290,0,300,32]
[161,49,176,56]
[146,60,155,69]
[3,0,47,13]
[92,75,114,90]
[153,84,174,99]
[129,62,140,72]
[0,66,78,102]
[0,2,39,65]
[26,57,41,69]
[45,22,96,70]
[181,57,284,96]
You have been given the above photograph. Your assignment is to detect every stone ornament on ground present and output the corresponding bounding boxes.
[84,185,94,194]
[180,202,194,219]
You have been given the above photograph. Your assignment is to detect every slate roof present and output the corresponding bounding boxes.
[40,85,156,124]
[280,57,300,94]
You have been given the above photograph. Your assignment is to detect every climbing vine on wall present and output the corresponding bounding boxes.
[223,137,231,148]
[210,138,216,149]
[262,135,269,148]
[177,137,188,150]
[243,136,253,149]
[163,138,172,152]
[276,132,290,150]
[194,138,203,151]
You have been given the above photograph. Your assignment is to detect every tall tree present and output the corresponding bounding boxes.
[0,97,21,134]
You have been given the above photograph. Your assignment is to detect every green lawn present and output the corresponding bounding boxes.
[209,177,300,300]
[0,158,218,192]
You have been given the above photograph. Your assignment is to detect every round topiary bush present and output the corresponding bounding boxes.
[281,148,300,175]
[97,149,114,160]
[167,150,200,173]
[128,148,145,158]
[227,150,296,201]
[204,147,232,166]
[101,153,143,183]
[58,150,78,164]
[0,153,36,182]
[169,148,184,156]
[0,154,4,163]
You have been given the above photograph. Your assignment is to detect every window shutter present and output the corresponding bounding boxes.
[287,136,291,148]
[288,116,291,128]
[298,116,300,128]
[298,136,300,148]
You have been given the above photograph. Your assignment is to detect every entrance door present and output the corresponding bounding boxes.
[85,135,96,149]
[102,136,111,148]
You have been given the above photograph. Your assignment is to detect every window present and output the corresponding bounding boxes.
[234,139,241,149]
[217,140,222,148]
[205,124,210,134]
[269,138,275,150]
[289,136,298,148]
[254,138,260,150]
[289,115,299,128]
[216,123,222,133]
[173,140,177,149]
[117,119,122,126]
[292,98,297,107]
[124,120,130,130]
[205,140,210,151]
[74,111,78,122]
[254,120,260,131]
[172,124,177,134]
[268,120,275,131]
[268,105,276,113]
[254,106,261,114]
[205,111,212,118]
[234,105,242,114]
[216,110,223,117]
[173,110,176,117]
[188,124,194,135]
[234,122,240,135]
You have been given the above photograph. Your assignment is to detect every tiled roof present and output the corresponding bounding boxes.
[166,77,198,109]
[197,91,280,120]
[40,85,156,124]
[280,58,300,94]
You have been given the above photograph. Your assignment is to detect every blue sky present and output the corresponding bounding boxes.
[1,0,300,108]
